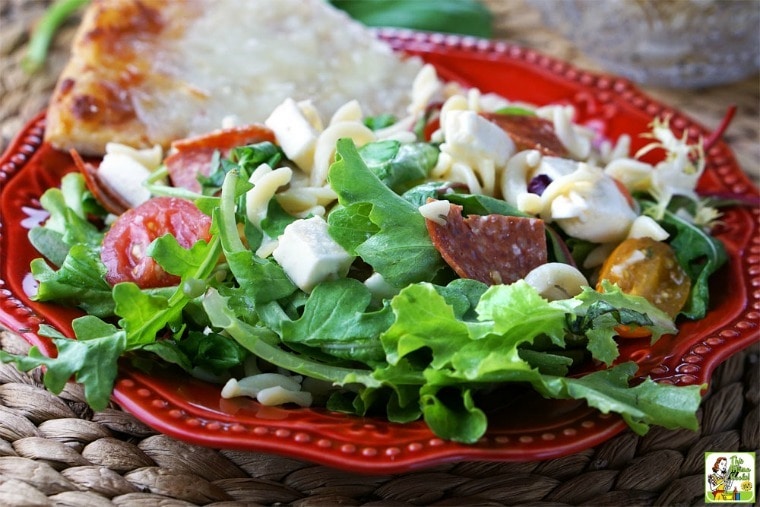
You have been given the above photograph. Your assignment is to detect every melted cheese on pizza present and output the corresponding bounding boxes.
[45,0,423,155]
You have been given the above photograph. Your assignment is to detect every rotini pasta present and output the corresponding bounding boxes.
[311,120,375,186]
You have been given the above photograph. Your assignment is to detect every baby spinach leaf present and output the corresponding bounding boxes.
[359,140,438,194]
[653,205,728,319]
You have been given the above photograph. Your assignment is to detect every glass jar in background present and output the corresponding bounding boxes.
[525,0,760,88]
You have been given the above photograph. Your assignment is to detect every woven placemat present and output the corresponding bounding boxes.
[1,1,759,505]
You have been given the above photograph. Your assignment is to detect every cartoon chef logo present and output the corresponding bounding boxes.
[705,452,756,503]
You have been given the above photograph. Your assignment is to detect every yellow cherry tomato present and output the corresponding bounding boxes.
[597,237,691,336]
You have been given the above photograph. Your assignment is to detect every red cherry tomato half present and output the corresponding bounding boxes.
[101,197,212,288]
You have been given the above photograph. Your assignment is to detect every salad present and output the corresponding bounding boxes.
[1,65,728,444]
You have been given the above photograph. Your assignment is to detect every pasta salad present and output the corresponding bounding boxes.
[1,65,728,443]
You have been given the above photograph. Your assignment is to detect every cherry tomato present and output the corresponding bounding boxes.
[101,197,212,288]
[597,237,691,333]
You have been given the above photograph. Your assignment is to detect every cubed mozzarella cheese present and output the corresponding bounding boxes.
[272,216,355,292]
[441,110,514,168]
[104,143,163,170]
[265,98,319,172]
[363,272,400,303]
[97,153,152,208]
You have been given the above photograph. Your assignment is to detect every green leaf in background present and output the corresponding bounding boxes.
[330,0,493,38]
[23,0,91,74]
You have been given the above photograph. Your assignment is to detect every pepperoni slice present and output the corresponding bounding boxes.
[165,124,275,192]
[426,202,547,285]
[481,113,568,157]
[101,196,212,288]
[71,149,131,215]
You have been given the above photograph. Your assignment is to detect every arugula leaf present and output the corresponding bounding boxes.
[144,330,246,376]
[445,192,527,217]
[141,340,194,373]
[492,106,536,116]
[323,202,378,254]
[30,245,114,317]
[364,114,397,131]
[28,228,69,268]
[199,142,284,195]
[280,278,393,365]
[148,234,216,279]
[0,320,125,411]
[213,175,297,303]
[203,288,381,388]
[109,230,223,348]
[29,173,104,266]
[113,283,172,347]
[401,181,454,208]
[41,173,90,231]
[328,139,444,286]
[517,348,574,376]
[260,198,298,239]
[218,171,296,304]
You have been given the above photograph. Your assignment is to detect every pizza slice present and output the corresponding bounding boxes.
[44,0,422,155]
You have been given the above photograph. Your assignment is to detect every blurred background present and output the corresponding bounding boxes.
[526,0,760,89]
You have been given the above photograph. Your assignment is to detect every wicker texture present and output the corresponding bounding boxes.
[1,0,759,505]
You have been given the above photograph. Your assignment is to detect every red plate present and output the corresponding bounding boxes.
[1,30,758,473]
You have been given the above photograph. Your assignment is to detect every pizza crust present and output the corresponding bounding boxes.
[45,0,180,154]
[45,0,422,155]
